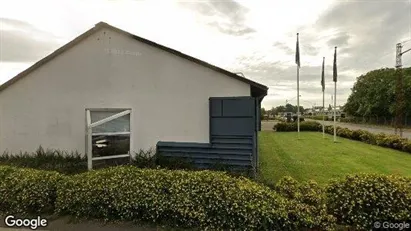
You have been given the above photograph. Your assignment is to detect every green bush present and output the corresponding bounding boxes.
[402,140,411,152]
[0,147,196,174]
[275,176,325,207]
[2,165,411,230]
[358,130,376,144]
[308,115,325,120]
[273,121,322,132]
[375,133,408,151]
[55,166,335,230]
[275,122,411,154]
[0,146,87,174]
[351,129,363,141]
[326,174,411,230]
[274,177,336,230]
[0,166,62,214]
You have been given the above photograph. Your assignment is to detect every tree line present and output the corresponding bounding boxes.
[262,104,305,116]
[344,67,411,118]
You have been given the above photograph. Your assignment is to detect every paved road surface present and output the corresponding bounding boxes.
[261,120,277,131]
[261,120,411,139]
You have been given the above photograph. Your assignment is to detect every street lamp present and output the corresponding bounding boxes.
[394,39,411,137]
[286,95,301,104]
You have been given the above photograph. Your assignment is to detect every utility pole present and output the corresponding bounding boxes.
[394,40,411,137]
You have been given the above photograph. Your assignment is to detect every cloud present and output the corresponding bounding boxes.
[179,0,255,36]
[259,0,411,108]
[273,42,294,55]
[327,31,350,47]
[302,44,320,56]
[313,0,411,72]
[0,18,61,62]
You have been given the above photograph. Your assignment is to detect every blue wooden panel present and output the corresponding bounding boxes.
[210,99,222,117]
[221,98,255,117]
[211,118,255,136]
[157,139,253,170]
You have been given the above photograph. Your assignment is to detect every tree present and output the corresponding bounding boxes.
[261,107,266,116]
[276,106,286,114]
[344,67,411,118]
[270,104,305,115]
[328,104,332,111]
[285,103,294,112]
[260,108,266,120]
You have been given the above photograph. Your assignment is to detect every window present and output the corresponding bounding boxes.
[86,109,131,170]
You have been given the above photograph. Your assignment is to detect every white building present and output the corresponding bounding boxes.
[0,22,268,168]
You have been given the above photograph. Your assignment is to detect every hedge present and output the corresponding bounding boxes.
[1,165,411,230]
[55,166,335,230]
[273,121,321,132]
[0,165,336,230]
[273,122,411,154]
[0,166,62,214]
[274,174,411,231]
[326,174,411,230]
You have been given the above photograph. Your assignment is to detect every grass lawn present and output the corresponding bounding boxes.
[259,131,411,185]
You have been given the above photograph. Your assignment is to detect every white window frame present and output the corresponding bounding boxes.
[86,109,132,170]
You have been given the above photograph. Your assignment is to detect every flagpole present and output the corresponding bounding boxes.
[333,81,337,142]
[333,47,337,143]
[297,63,300,139]
[321,57,325,138]
[323,86,325,138]
[296,33,301,139]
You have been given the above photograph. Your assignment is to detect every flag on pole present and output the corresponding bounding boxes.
[321,57,325,92]
[296,33,300,68]
[333,47,337,82]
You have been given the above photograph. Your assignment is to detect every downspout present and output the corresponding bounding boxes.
[254,96,264,177]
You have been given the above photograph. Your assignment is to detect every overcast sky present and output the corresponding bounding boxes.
[0,0,410,109]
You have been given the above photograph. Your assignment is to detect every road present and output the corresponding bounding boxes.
[261,120,411,139]
[261,120,278,131]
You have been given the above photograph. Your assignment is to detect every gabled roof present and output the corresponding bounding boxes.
[0,22,268,97]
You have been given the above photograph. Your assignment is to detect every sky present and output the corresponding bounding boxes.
[0,0,410,109]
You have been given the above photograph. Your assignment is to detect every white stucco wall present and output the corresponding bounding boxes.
[0,27,250,155]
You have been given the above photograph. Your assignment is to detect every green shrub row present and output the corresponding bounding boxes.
[274,174,411,231]
[0,147,87,174]
[326,174,411,230]
[1,165,410,230]
[0,165,335,230]
[0,147,197,175]
[273,122,411,154]
[307,115,326,120]
[0,166,62,214]
[273,121,322,132]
